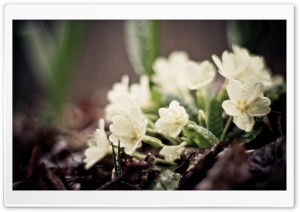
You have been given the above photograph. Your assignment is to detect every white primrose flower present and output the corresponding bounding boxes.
[155,100,189,138]
[184,60,216,90]
[107,75,130,103]
[130,75,153,109]
[212,45,271,86]
[159,142,187,162]
[109,106,148,155]
[105,94,140,121]
[152,51,190,96]
[83,119,112,170]
[222,79,271,132]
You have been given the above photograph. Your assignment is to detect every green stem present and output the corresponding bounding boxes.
[111,142,119,176]
[143,135,165,148]
[147,119,156,129]
[145,113,159,122]
[217,79,228,103]
[132,151,176,166]
[146,128,158,135]
[161,133,178,145]
[220,116,233,141]
[196,89,206,111]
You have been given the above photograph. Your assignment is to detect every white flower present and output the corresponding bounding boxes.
[152,51,190,96]
[155,101,189,138]
[107,75,130,103]
[105,94,140,121]
[130,75,153,109]
[159,142,187,162]
[212,45,271,86]
[83,119,111,170]
[222,79,271,132]
[184,60,216,90]
[109,106,148,155]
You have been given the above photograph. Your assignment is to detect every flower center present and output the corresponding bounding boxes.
[237,99,250,114]
[131,128,141,142]
[175,115,184,125]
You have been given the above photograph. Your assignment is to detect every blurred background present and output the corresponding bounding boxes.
[13,20,286,118]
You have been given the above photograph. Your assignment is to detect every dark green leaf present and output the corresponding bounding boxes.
[147,169,180,190]
[226,20,262,51]
[182,124,219,148]
[206,97,224,138]
[124,20,161,76]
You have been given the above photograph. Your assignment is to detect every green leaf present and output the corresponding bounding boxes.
[22,21,87,120]
[241,119,264,143]
[147,169,181,190]
[264,83,286,102]
[206,97,224,138]
[50,21,87,115]
[164,94,198,123]
[124,20,161,76]
[182,123,219,148]
[226,20,262,51]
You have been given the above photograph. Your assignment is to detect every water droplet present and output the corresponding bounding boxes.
[242,91,246,95]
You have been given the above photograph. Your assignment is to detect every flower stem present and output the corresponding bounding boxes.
[132,151,177,166]
[147,119,156,129]
[146,128,158,135]
[220,116,233,141]
[217,79,228,103]
[196,89,206,111]
[143,135,165,148]
[161,133,178,145]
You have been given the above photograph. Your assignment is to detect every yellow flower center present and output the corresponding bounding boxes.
[175,116,184,125]
[237,99,250,114]
[131,128,141,143]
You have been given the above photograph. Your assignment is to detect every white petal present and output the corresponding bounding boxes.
[222,100,239,116]
[212,54,224,73]
[98,119,105,131]
[159,146,180,162]
[124,140,142,155]
[169,51,189,65]
[233,115,255,132]
[168,127,183,138]
[242,78,264,102]
[248,97,271,116]
[153,58,169,74]
[84,147,107,169]
[232,45,250,64]
[169,100,181,109]
[155,118,174,132]
[226,79,242,104]
[185,61,216,90]
[222,51,236,74]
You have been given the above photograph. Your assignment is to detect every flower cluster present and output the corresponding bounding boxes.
[83,45,283,170]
